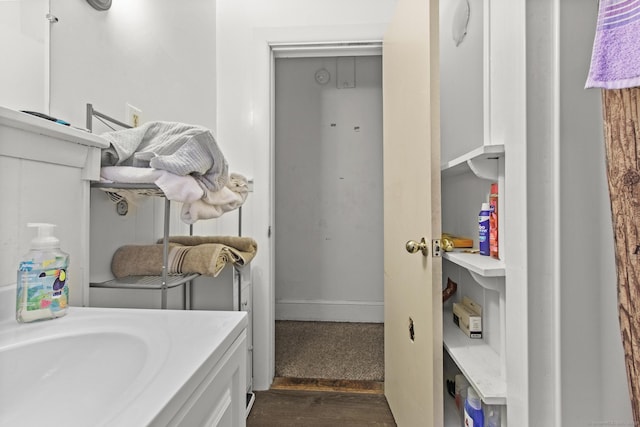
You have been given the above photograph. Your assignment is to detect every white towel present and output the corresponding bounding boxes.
[180,175,249,224]
[100,167,250,224]
[100,166,203,204]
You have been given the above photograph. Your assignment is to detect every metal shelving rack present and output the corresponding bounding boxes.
[89,182,200,309]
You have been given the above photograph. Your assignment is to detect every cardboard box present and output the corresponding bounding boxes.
[453,296,482,339]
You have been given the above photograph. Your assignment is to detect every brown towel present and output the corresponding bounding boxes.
[111,237,257,279]
[158,235,257,253]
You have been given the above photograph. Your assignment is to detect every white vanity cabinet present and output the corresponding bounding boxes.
[0,106,108,305]
[154,329,248,427]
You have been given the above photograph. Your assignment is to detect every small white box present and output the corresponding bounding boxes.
[453,296,482,339]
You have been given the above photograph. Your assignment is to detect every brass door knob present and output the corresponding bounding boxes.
[406,237,428,256]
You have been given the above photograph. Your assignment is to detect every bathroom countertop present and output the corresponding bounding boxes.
[0,105,108,148]
[0,300,247,427]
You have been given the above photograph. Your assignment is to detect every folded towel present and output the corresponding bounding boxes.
[111,237,258,278]
[586,0,640,89]
[159,235,258,253]
[101,121,229,192]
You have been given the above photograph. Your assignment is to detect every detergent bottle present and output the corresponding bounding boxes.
[16,223,69,323]
[463,386,484,427]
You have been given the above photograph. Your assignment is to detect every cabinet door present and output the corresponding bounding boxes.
[383,0,442,425]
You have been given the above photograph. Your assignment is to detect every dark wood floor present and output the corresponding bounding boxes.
[247,380,397,427]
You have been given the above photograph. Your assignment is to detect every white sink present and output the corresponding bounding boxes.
[0,305,247,427]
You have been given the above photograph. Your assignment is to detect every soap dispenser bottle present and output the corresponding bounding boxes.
[16,223,69,323]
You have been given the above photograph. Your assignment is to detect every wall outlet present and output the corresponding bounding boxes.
[125,103,142,127]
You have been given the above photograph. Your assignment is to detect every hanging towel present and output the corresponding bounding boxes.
[586,0,640,89]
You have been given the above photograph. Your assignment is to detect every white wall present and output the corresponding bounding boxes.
[0,0,49,113]
[558,0,631,425]
[439,0,483,164]
[48,0,219,149]
[526,0,632,425]
[274,56,384,322]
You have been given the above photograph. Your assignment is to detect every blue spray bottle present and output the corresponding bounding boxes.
[478,203,491,256]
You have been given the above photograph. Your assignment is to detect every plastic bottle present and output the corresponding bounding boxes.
[478,203,491,256]
[16,223,69,323]
[489,183,499,259]
[463,386,484,427]
[486,406,501,427]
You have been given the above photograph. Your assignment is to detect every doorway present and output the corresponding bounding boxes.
[272,47,384,385]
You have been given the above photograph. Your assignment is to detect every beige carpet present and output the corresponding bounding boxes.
[275,320,384,382]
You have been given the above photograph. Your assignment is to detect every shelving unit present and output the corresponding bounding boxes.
[89,182,200,309]
[441,143,508,424]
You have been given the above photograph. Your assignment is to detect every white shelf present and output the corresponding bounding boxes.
[90,274,200,290]
[441,144,505,179]
[443,251,505,277]
[443,308,507,406]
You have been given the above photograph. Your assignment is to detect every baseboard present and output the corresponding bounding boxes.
[275,299,383,322]
[271,377,385,394]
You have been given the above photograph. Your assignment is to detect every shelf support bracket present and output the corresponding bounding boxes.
[467,157,500,180]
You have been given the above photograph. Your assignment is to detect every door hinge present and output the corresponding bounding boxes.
[432,239,442,257]
[268,226,272,238]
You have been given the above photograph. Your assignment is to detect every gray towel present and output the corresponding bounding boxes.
[101,121,229,192]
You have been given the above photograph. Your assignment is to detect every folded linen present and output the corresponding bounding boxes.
[586,0,640,89]
[159,235,258,253]
[111,237,258,278]
[180,173,249,224]
[101,121,229,192]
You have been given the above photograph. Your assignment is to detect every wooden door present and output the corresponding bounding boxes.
[383,0,442,425]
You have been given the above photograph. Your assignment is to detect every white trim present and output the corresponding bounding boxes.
[552,0,562,423]
[271,41,382,58]
[276,299,384,323]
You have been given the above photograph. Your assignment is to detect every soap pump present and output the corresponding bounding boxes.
[16,223,69,323]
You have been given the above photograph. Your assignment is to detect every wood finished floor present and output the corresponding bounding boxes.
[247,386,397,426]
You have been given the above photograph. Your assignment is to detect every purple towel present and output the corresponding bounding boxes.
[586,0,640,89]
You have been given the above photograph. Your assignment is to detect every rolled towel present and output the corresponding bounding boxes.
[158,235,258,254]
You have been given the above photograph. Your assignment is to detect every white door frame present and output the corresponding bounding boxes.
[268,40,382,379]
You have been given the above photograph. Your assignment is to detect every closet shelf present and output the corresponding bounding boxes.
[443,308,507,405]
[443,251,505,277]
[90,274,200,290]
[441,144,504,179]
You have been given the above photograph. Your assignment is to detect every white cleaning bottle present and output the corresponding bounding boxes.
[16,223,69,323]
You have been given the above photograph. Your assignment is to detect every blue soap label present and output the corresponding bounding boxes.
[16,267,68,313]
[479,212,490,256]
